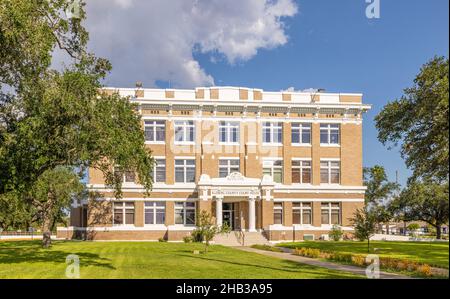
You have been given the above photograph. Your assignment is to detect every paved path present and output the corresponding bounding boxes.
[236,246,413,279]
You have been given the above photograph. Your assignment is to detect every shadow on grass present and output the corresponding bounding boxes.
[175,252,360,279]
[0,241,114,270]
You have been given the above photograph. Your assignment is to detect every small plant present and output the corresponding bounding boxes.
[293,247,321,258]
[158,237,167,242]
[183,236,192,243]
[328,224,344,241]
[416,264,432,277]
[190,210,231,253]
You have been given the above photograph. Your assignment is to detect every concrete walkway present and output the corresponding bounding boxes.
[236,246,413,279]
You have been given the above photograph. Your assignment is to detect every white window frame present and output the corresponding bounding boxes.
[320,160,340,184]
[219,121,240,144]
[174,120,195,144]
[114,167,135,184]
[262,122,283,145]
[291,123,311,146]
[292,202,312,225]
[321,202,341,225]
[144,201,166,225]
[152,158,166,183]
[320,123,340,146]
[174,158,196,183]
[144,120,165,143]
[113,202,135,226]
[291,159,312,184]
[273,202,283,225]
[174,202,196,226]
[218,158,240,177]
[263,159,283,183]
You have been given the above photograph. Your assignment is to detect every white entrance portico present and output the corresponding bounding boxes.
[198,172,275,232]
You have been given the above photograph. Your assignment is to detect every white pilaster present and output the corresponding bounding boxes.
[216,197,223,227]
[248,197,256,232]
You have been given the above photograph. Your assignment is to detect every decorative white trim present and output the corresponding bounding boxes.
[273,198,364,202]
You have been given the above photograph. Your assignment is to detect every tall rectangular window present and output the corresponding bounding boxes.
[292,202,312,225]
[320,124,340,145]
[219,159,240,178]
[263,160,283,183]
[320,161,340,184]
[174,202,196,225]
[321,202,340,225]
[219,121,239,143]
[114,167,135,183]
[175,159,196,183]
[151,159,166,183]
[144,120,165,142]
[144,202,166,225]
[292,160,312,184]
[113,202,135,225]
[291,123,311,145]
[174,120,195,143]
[262,122,282,144]
[273,202,283,225]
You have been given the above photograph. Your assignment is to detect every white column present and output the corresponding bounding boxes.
[216,197,223,226]
[248,197,256,232]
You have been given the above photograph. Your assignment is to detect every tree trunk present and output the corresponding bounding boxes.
[386,223,390,235]
[436,225,442,240]
[367,238,370,253]
[42,217,52,248]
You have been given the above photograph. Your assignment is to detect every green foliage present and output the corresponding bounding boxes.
[391,181,449,239]
[350,208,376,252]
[328,224,344,241]
[191,210,231,253]
[375,56,449,182]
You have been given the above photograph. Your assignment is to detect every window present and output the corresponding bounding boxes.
[114,167,135,183]
[292,202,312,225]
[263,122,282,144]
[144,120,165,142]
[144,202,165,225]
[263,160,283,183]
[113,202,134,225]
[175,159,196,183]
[320,161,340,184]
[321,202,340,225]
[174,120,195,143]
[274,202,283,225]
[219,121,239,143]
[292,160,312,184]
[174,202,196,225]
[291,123,311,145]
[219,159,240,178]
[151,159,166,183]
[320,124,340,145]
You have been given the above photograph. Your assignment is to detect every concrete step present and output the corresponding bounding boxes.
[213,231,269,246]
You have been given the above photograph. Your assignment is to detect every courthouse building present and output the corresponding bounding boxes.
[58,86,371,242]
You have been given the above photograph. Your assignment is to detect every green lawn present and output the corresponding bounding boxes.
[0,240,362,279]
[278,241,449,269]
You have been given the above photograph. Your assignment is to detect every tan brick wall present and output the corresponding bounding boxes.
[312,202,321,226]
[165,201,174,226]
[88,200,112,227]
[135,201,144,227]
[341,201,364,226]
[239,89,248,100]
[340,124,363,186]
[311,123,321,185]
[261,200,274,229]
[340,95,362,103]
[283,201,292,226]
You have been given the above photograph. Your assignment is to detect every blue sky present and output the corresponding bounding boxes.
[192,0,449,186]
[86,0,449,186]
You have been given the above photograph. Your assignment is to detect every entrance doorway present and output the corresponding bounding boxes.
[222,203,235,230]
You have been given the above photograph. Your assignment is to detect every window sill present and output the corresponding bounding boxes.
[145,141,166,145]
[320,144,340,147]
[262,143,283,147]
[218,142,240,146]
[174,142,195,145]
[291,144,312,147]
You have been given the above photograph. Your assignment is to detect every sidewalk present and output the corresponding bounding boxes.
[236,246,413,279]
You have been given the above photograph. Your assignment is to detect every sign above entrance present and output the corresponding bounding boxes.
[211,188,260,198]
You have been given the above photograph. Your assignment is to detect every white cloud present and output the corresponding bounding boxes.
[85,0,298,88]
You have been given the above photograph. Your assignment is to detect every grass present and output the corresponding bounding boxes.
[0,240,363,279]
[250,244,284,252]
[277,241,449,269]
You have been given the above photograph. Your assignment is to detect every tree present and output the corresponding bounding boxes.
[191,210,230,253]
[351,208,376,252]
[0,192,34,231]
[390,181,449,239]
[27,167,84,247]
[407,223,420,237]
[1,0,154,247]
[328,224,343,241]
[375,56,449,183]
[363,166,399,233]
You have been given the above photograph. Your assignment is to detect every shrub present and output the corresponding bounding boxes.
[158,237,167,242]
[190,229,204,243]
[328,224,344,241]
[293,247,321,258]
[417,264,432,277]
[183,236,192,243]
